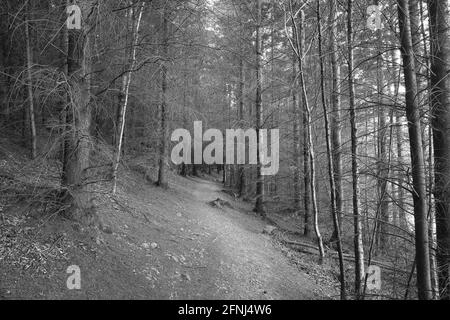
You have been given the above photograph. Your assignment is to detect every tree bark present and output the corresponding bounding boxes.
[317,0,345,298]
[24,3,37,160]
[62,0,95,222]
[292,45,302,215]
[375,0,389,254]
[329,0,343,243]
[428,0,450,300]
[294,8,325,262]
[397,0,432,300]
[112,2,145,194]
[157,6,169,189]
[253,0,265,215]
[238,56,246,197]
[294,7,313,238]
[347,0,365,299]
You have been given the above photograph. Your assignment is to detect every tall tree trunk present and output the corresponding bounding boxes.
[112,2,145,194]
[61,0,70,186]
[419,0,439,298]
[428,0,450,300]
[329,0,343,243]
[157,6,169,188]
[62,0,95,222]
[292,45,302,215]
[180,54,188,177]
[294,9,325,262]
[292,8,313,238]
[24,3,37,160]
[390,47,407,230]
[253,0,265,215]
[397,0,432,300]
[347,0,365,299]
[317,0,345,298]
[238,56,246,197]
[375,0,389,254]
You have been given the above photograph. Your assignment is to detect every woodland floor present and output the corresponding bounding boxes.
[0,139,339,299]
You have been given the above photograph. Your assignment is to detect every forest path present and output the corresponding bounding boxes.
[167,176,319,300]
[0,173,325,300]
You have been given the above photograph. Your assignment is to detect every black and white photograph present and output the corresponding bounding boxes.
[0,0,449,305]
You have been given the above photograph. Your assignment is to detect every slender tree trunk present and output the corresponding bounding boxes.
[157,6,169,188]
[294,8,325,262]
[317,0,345,298]
[429,0,450,300]
[329,0,343,243]
[291,8,313,238]
[292,46,302,215]
[390,47,407,230]
[418,0,439,299]
[180,55,188,177]
[397,0,432,300]
[61,0,70,185]
[347,0,365,299]
[24,4,37,160]
[238,57,246,197]
[375,0,389,253]
[253,0,265,215]
[112,2,145,194]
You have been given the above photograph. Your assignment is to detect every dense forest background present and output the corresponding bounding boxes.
[0,0,450,300]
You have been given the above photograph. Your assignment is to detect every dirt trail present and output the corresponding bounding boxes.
[1,174,325,300]
[168,177,319,300]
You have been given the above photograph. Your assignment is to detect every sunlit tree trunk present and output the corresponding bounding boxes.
[347,0,364,299]
[112,2,145,194]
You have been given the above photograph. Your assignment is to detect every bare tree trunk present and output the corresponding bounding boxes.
[418,0,439,299]
[253,0,265,215]
[307,89,325,264]
[293,8,325,262]
[347,0,365,299]
[317,0,345,298]
[292,46,302,215]
[112,2,145,194]
[329,0,343,243]
[390,47,407,229]
[292,7,313,238]
[238,56,246,197]
[157,6,169,189]
[429,0,450,300]
[397,0,432,300]
[61,0,70,186]
[24,3,37,160]
[375,0,389,253]
[180,54,188,177]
